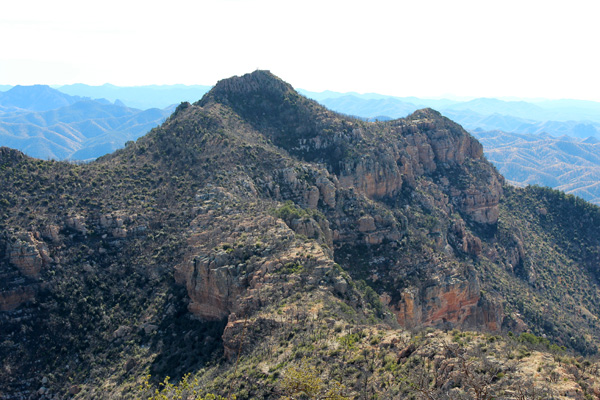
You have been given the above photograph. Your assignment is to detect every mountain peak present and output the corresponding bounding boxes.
[583,136,600,144]
[406,107,462,129]
[406,107,444,119]
[10,84,51,90]
[198,70,295,107]
[0,84,83,112]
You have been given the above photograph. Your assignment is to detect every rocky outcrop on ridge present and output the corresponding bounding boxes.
[173,72,506,334]
[7,232,51,278]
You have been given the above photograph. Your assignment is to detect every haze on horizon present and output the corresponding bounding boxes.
[2,0,600,102]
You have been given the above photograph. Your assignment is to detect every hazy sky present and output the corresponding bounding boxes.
[2,0,600,100]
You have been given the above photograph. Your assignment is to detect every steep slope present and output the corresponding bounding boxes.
[2,71,600,398]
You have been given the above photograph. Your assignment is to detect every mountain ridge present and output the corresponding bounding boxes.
[317,94,600,137]
[2,71,600,398]
[0,89,174,160]
[0,84,87,112]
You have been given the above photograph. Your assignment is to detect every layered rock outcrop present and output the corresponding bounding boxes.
[7,232,51,278]
[393,274,503,332]
[451,179,503,225]
[65,214,88,235]
[307,109,502,225]
[1,231,49,311]
[182,253,246,320]
[338,156,404,199]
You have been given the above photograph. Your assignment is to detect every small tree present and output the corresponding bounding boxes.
[280,358,351,400]
[136,373,229,400]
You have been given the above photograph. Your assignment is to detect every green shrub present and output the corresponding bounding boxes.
[136,374,230,400]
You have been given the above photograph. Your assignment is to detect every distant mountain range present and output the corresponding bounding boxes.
[2,84,600,206]
[472,130,600,205]
[306,93,600,138]
[297,89,460,109]
[0,84,90,112]
[0,85,173,160]
[57,83,211,109]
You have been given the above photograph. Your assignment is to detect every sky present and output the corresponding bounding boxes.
[2,0,600,101]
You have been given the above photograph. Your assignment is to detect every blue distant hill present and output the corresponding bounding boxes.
[304,92,600,138]
[0,85,87,112]
[0,85,173,160]
[473,130,600,205]
[57,83,212,109]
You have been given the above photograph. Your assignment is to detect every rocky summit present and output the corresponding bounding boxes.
[2,71,600,399]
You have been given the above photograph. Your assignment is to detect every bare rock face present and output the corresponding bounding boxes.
[339,156,404,199]
[1,232,49,311]
[0,286,36,311]
[452,178,503,225]
[41,225,61,243]
[316,176,337,208]
[426,122,483,164]
[305,186,320,209]
[504,233,526,274]
[65,215,87,235]
[7,232,50,278]
[408,109,503,225]
[222,315,281,360]
[299,109,504,228]
[393,274,502,332]
[290,218,327,241]
[450,219,483,256]
[269,167,339,211]
[474,295,505,332]
[357,215,376,233]
[181,253,246,320]
[222,316,246,359]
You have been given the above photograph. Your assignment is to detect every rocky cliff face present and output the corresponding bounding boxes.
[174,185,338,320]
[7,232,52,277]
[0,232,49,311]
[171,72,505,335]
[392,274,503,331]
